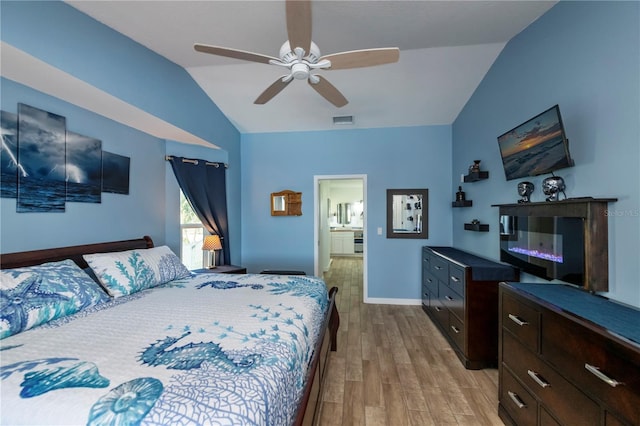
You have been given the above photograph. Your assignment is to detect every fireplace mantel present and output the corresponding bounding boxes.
[492,198,617,292]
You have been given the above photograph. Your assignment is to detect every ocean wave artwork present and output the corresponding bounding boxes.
[17,103,67,212]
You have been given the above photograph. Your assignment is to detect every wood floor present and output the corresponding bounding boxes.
[318,256,503,426]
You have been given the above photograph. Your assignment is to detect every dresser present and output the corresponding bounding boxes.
[421,246,519,369]
[499,282,640,426]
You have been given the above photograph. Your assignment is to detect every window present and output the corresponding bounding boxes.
[180,192,206,269]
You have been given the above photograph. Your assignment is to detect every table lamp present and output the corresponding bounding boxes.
[202,235,222,269]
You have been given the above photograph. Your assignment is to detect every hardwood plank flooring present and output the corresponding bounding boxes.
[319,257,503,426]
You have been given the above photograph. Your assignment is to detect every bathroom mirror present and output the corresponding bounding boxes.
[386,189,428,239]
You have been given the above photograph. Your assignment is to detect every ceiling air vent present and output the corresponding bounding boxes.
[333,115,354,125]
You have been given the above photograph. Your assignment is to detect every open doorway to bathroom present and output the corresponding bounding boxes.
[314,175,367,301]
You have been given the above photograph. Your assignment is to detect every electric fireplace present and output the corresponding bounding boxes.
[499,215,584,285]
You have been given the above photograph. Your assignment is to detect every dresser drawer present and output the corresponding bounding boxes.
[423,270,438,296]
[430,255,449,283]
[540,407,561,426]
[422,285,430,307]
[448,264,465,296]
[541,313,640,424]
[422,248,432,270]
[502,291,539,352]
[440,281,464,323]
[448,312,465,350]
[503,331,600,426]
[428,296,448,327]
[501,366,537,426]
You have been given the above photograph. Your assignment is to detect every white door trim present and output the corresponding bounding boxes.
[314,174,367,302]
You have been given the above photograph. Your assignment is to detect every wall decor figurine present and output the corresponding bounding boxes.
[542,176,565,201]
[17,103,67,212]
[469,160,481,173]
[517,181,534,203]
[456,186,466,201]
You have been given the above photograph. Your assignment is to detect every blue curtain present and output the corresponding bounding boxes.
[168,156,230,265]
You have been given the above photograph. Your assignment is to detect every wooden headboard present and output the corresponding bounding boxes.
[0,236,154,270]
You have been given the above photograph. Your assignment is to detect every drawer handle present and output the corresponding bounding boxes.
[450,325,460,334]
[427,278,433,283]
[507,391,526,409]
[435,266,443,270]
[508,314,529,327]
[434,306,442,312]
[584,363,623,387]
[445,296,454,301]
[450,276,460,282]
[527,370,550,388]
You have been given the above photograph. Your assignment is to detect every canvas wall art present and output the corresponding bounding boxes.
[102,151,130,195]
[1,103,130,212]
[66,131,102,203]
[0,111,20,198]
[17,103,67,212]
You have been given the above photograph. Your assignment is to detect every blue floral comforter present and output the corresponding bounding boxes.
[0,273,329,425]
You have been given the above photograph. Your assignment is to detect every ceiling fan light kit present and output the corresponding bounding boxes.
[194,0,399,108]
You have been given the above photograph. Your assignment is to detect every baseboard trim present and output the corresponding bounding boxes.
[364,297,422,306]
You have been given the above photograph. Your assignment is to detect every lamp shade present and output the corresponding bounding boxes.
[202,235,222,251]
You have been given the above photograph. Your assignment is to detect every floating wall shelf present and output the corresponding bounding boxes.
[464,223,489,232]
[452,200,473,208]
[464,171,489,183]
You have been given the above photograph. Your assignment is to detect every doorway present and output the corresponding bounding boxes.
[314,175,367,301]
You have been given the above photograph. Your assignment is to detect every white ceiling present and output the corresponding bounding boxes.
[63,0,556,135]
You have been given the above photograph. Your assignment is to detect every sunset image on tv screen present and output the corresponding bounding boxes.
[498,106,572,180]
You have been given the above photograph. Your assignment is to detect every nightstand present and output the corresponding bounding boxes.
[192,265,247,274]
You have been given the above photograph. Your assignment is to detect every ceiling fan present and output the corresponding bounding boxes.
[194,0,399,107]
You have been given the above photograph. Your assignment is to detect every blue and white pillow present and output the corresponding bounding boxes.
[83,246,191,298]
[0,260,110,339]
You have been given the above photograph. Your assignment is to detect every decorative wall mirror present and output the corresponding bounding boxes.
[271,190,302,216]
[386,189,428,239]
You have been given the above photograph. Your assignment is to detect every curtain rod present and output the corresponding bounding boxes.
[165,155,228,168]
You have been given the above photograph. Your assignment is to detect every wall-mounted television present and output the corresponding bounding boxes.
[497,105,574,181]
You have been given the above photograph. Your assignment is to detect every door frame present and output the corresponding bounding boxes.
[314,174,367,301]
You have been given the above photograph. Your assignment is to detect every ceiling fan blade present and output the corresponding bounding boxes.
[194,43,278,64]
[308,76,348,108]
[286,0,312,55]
[254,77,292,104]
[320,47,400,70]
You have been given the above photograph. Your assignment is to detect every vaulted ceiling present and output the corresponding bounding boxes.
[65,1,556,134]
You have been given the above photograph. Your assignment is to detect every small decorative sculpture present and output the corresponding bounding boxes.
[517,181,534,203]
[542,176,566,202]
[469,160,481,173]
[456,186,466,201]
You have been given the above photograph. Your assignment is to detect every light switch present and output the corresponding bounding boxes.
[377,227,382,235]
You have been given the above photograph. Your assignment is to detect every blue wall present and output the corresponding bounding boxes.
[452,1,640,307]
[2,1,638,307]
[241,126,453,301]
[0,1,242,263]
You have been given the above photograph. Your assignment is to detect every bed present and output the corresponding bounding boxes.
[0,236,339,425]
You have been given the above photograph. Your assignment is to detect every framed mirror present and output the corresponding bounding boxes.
[271,190,302,216]
[386,189,428,239]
